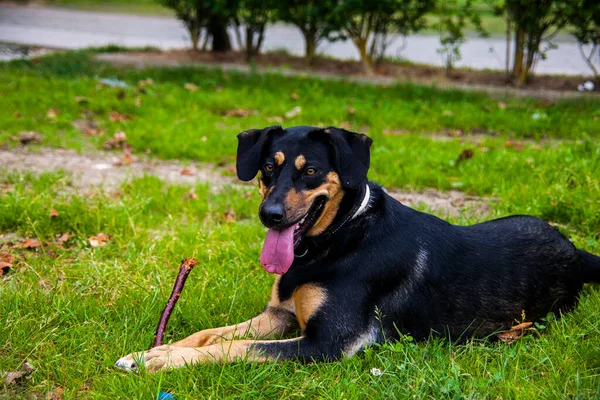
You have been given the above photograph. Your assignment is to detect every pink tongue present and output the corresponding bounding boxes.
[260,224,297,275]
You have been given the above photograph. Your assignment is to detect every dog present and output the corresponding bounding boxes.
[116,125,600,372]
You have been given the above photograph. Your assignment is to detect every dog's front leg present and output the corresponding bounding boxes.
[115,337,303,372]
[170,305,298,347]
[116,334,357,372]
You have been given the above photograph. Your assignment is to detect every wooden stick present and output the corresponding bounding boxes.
[152,257,199,348]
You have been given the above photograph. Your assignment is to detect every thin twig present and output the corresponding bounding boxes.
[152,257,199,348]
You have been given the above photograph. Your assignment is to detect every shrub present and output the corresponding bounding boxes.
[278,0,343,64]
[336,0,434,75]
[567,0,600,82]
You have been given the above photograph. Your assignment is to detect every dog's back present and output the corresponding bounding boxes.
[359,189,593,341]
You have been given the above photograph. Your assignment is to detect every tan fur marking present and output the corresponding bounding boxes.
[293,284,327,331]
[274,151,285,166]
[258,178,267,199]
[294,155,306,170]
[283,172,345,236]
[308,172,344,236]
[285,188,306,216]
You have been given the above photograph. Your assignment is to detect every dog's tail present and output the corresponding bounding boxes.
[580,249,600,283]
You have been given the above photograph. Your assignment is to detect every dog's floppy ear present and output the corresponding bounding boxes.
[236,126,283,181]
[324,127,373,189]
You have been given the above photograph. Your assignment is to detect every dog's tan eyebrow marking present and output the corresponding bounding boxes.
[274,152,285,166]
[295,155,306,170]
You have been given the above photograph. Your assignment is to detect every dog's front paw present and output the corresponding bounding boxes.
[115,345,190,373]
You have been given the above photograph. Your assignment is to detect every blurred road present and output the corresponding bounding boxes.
[0,4,594,76]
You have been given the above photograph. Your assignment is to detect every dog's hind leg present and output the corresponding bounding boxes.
[580,249,600,283]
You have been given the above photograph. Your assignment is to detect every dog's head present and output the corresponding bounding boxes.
[236,125,372,275]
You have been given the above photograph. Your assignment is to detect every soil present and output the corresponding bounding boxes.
[0,147,491,217]
[114,49,597,94]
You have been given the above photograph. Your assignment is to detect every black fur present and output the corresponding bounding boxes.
[236,125,600,362]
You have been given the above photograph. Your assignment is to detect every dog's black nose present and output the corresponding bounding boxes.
[261,204,285,226]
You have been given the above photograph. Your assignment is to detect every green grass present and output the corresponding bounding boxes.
[35,0,173,15]
[1,50,600,398]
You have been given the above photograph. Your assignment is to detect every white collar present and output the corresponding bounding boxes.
[351,184,370,220]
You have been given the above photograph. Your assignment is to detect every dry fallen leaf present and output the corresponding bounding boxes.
[347,106,356,115]
[0,252,13,275]
[497,322,533,344]
[57,233,71,246]
[18,131,42,145]
[497,101,507,110]
[0,253,14,264]
[46,387,65,400]
[504,139,525,152]
[266,116,284,124]
[2,362,34,386]
[223,208,236,222]
[184,83,199,92]
[73,119,99,134]
[89,233,110,247]
[180,168,194,176]
[15,238,41,249]
[447,129,464,137]
[103,131,127,150]
[46,109,59,119]
[109,111,131,122]
[223,109,258,117]
[74,96,89,104]
[118,153,134,166]
[134,97,142,107]
[138,78,154,87]
[114,146,134,166]
[456,149,474,164]
[290,92,299,100]
[85,129,104,136]
[285,106,302,119]
[50,209,59,219]
[185,189,198,200]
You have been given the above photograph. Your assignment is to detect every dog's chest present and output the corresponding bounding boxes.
[287,284,327,330]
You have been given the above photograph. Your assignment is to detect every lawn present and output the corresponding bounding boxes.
[1,50,600,398]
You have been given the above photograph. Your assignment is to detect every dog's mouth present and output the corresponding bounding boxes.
[260,196,327,275]
[293,196,326,248]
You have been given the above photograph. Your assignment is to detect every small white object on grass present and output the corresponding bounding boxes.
[92,163,113,170]
[285,106,302,119]
[370,367,383,377]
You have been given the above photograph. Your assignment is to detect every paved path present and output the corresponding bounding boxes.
[0,4,595,76]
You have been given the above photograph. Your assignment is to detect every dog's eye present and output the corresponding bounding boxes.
[306,167,316,175]
[264,163,273,172]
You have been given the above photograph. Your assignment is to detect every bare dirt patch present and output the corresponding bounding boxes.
[0,148,491,217]
[0,148,234,192]
[100,50,599,96]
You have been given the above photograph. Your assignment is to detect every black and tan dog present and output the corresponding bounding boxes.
[116,125,600,372]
